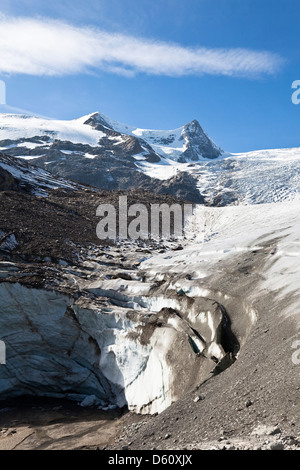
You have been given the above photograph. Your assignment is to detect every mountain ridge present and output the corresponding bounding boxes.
[0,110,300,206]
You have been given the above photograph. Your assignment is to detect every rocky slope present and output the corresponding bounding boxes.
[111,201,300,450]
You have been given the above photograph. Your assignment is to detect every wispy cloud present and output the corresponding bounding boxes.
[0,15,283,78]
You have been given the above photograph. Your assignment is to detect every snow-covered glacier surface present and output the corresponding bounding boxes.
[138,147,300,205]
[0,113,105,146]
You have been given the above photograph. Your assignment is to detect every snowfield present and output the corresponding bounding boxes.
[138,146,300,204]
[0,113,105,146]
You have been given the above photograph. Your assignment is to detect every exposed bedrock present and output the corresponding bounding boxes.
[0,255,257,414]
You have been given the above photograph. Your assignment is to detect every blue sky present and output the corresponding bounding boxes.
[0,0,300,152]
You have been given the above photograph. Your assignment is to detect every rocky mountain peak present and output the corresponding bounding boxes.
[183,118,203,132]
[180,119,223,161]
[83,112,114,131]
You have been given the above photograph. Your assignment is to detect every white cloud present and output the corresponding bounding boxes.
[0,15,283,78]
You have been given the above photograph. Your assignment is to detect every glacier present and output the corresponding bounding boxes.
[0,113,299,418]
[2,197,299,414]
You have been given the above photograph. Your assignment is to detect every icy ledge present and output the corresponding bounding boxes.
[0,257,246,414]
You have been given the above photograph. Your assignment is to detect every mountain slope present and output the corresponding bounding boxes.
[0,111,223,202]
[141,147,300,206]
[0,153,84,196]
[0,111,300,206]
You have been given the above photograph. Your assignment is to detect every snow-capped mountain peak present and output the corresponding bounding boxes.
[83,112,223,162]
